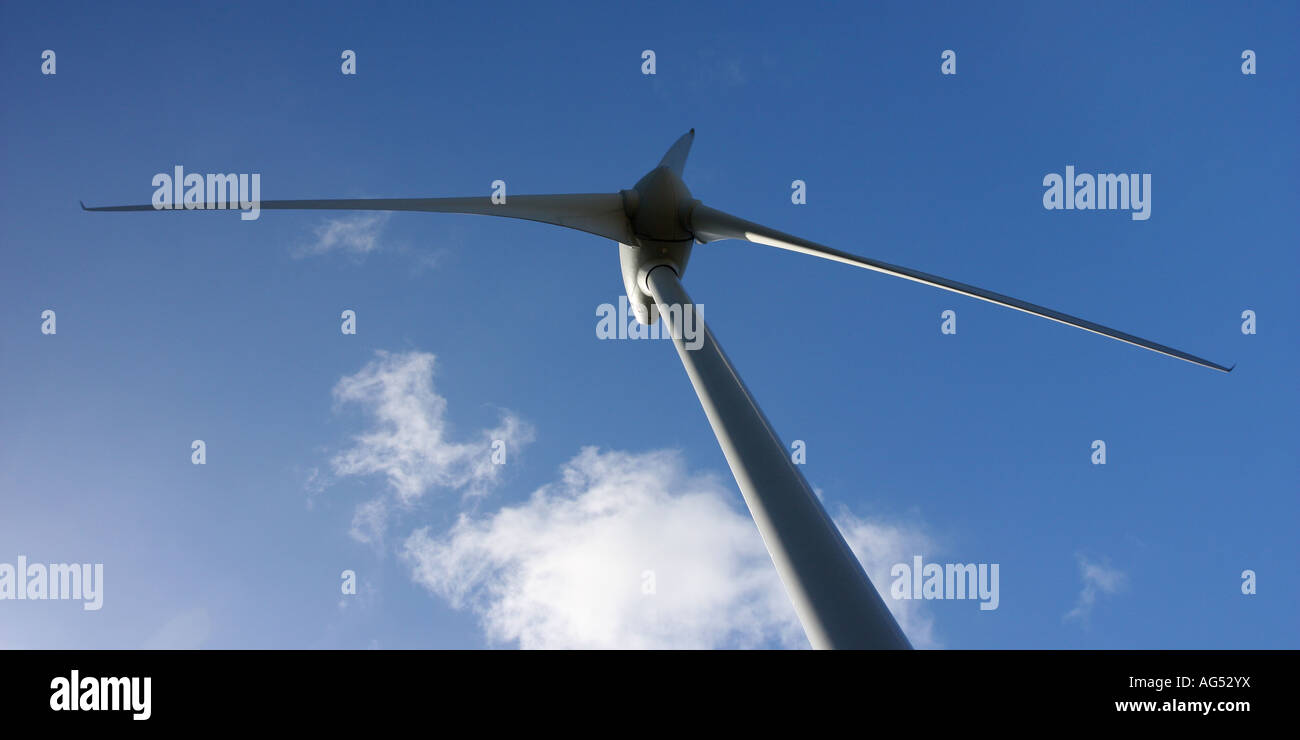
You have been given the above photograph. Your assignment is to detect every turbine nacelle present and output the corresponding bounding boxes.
[618,131,700,324]
[624,166,695,243]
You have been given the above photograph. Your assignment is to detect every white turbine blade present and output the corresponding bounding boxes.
[82,193,637,243]
[657,129,695,176]
[690,203,1232,373]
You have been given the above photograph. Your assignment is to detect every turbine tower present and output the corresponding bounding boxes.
[84,130,1230,649]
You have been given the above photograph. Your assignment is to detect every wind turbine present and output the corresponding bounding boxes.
[84,130,1231,649]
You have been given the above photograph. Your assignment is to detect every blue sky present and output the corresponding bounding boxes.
[1,1,1295,649]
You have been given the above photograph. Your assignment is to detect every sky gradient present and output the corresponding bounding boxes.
[1,1,1296,649]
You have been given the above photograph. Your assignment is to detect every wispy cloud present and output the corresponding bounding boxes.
[1065,555,1126,622]
[695,50,747,88]
[349,497,391,548]
[328,350,533,545]
[294,213,391,259]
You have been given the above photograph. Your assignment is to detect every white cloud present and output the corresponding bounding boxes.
[295,213,390,258]
[326,348,937,648]
[402,446,938,649]
[836,512,939,648]
[402,447,800,649]
[330,350,533,544]
[1065,555,1126,622]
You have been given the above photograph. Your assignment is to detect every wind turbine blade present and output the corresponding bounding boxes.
[82,193,636,243]
[690,204,1232,373]
[657,129,695,176]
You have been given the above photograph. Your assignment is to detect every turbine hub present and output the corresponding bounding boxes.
[627,166,695,243]
[618,166,697,325]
